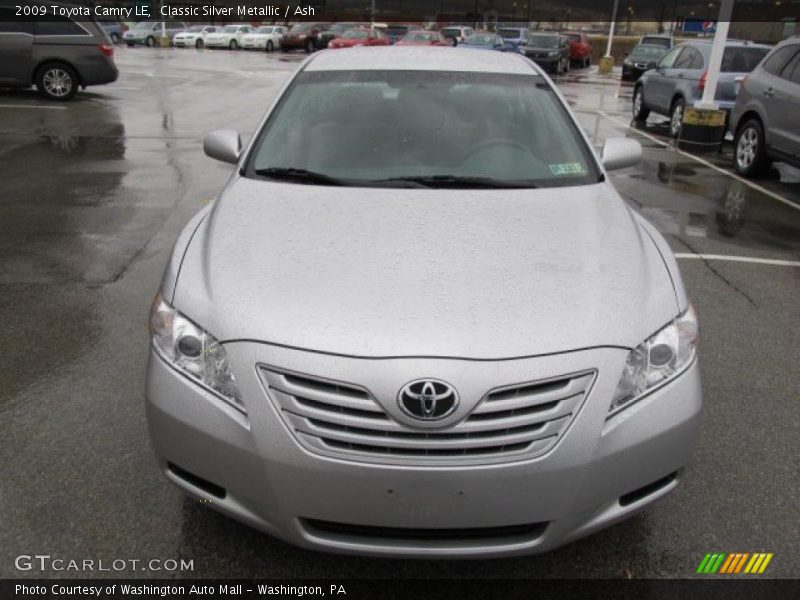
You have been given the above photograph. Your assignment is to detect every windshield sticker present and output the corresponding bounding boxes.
[549,163,587,176]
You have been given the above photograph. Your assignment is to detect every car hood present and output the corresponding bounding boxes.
[174,179,679,358]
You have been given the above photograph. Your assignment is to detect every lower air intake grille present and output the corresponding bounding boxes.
[302,518,548,543]
[260,366,595,466]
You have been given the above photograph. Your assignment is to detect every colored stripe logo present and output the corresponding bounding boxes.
[697,552,773,574]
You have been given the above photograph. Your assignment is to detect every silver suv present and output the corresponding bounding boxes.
[633,40,771,137]
[730,37,800,177]
[0,2,118,100]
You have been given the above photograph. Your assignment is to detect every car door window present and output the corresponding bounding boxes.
[658,46,682,68]
[780,52,800,84]
[34,15,88,36]
[762,45,799,75]
[674,47,702,69]
[0,9,32,33]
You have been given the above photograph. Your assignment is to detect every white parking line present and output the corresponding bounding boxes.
[0,104,67,110]
[674,253,800,267]
[597,110,800,213]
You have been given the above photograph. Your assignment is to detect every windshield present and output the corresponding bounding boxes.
[245,70,599,188]
[133,22,152,30]
[631,45,666,60]
[441,28,461,36]
[223,26,237,33]
[405,31,436,41]
[527,35,559,47]
[465,34,496,46]
[289,23,315,33]
[641,36,670,48]
[342,30,368,39]
[498,29,523,39]
[330,23,357,33]
[187,26,204,32]
[565,34,581,42]
[257,27,273,33]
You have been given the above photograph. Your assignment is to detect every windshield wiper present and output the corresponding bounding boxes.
[254,167,347,186]
[380,175,538,189]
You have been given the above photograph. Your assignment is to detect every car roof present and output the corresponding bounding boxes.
[306,47,540,74]
[684,39,772,49]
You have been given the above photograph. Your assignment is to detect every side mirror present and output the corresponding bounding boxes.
[601,137,642,171]
[204,130,242,165]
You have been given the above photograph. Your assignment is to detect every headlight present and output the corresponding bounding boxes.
[149,292,244,412]
[549,51,560,57]
[610,305,698,414]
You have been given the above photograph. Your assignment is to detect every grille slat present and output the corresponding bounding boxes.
[289,413,569,451]
[260,366,595,465]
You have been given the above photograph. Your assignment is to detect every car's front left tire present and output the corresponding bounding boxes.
[229,39,238,50]
[196,39,204,49]
[266,40,274,52]
[36,62,78,101]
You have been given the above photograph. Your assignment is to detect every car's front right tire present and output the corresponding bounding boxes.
[632,86,650,122]
[734,119,770,178]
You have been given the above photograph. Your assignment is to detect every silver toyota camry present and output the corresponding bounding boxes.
[146,47,701,557]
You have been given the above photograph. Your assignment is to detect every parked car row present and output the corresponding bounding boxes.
[631,37,799,178]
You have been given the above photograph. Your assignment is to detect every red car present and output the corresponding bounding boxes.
[395,30,450,47]
[564,31,593,68]
[280,22,329,53]
[328,28,391,49]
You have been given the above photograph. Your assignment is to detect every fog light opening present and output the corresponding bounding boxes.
[168,462,226,499]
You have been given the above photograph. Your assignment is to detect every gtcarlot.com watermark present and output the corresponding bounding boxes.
[15,554,194,573]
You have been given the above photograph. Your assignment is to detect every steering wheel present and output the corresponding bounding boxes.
[461,138,532,163]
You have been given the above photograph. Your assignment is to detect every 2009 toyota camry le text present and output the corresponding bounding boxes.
[145,47,702,558]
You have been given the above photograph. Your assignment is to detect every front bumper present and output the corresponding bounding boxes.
[146,343,701,558]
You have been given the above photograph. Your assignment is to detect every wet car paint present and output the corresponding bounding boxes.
[0,49,798,578]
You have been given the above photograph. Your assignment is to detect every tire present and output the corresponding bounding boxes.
[145,36,155,47]
[305,39,314,53]
[36,62,78,101]
[195,39,204,49]
[126,42,135,47]
[266,40,274,52]
[632,86,650,122]
[669,98,685,138]
[229,39,238,50]
[734,119,770,178]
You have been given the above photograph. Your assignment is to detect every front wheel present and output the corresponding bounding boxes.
[670,98,685,138]
[195,39,204,49]
[305,39,314,53]
[145,36,155,47]
[36,63,78,101]
[229,39,238,50]
[632,86,650,122]
[266,40,274,52]
[734,119,770,178]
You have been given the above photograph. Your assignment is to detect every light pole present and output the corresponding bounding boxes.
[598,0,619,73]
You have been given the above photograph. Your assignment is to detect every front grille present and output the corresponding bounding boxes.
[260,367,594,466]
[302,518,548,543]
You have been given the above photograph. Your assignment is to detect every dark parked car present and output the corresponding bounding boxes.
[280,22,329,53]
[632,40,771,137]
[520,33,571,75]
[730,37,800,177]
[0,3,118,100]
[622,43,668,81]
[564,31,593,67]
[315,22,363,49]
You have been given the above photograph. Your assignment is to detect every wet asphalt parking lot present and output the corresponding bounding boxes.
[0,46,798,579]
